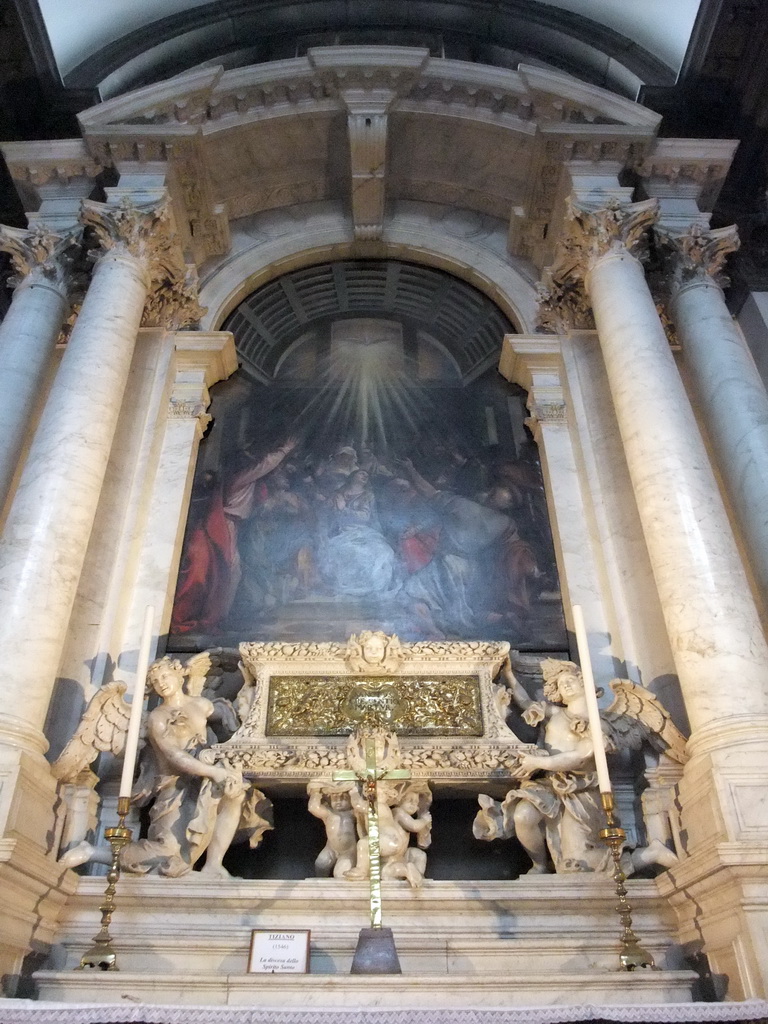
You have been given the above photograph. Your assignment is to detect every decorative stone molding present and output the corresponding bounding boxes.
[168,375,213,436]
[345,96,390,240]
[78,53,659,134]
[165,330,238,436]
[528,399,567,426]
[535,278,595,333]
[168,396,211,425]
[497,335,567,435]
[81,197,206,329]
[638,138,738,214]
[0,139,100,189]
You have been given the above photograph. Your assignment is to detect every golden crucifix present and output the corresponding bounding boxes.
[334,733,410,929]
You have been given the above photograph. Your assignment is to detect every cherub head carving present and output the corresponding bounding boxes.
[146,655,185,699]
[540,658,584,705]
[345,631,404,674]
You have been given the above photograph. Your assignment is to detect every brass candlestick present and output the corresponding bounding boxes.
[599,791,655,971]
[77,796,133,971]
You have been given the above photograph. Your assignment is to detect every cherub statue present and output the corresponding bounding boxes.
[474,656,687,875]
[345,631,405,675]
[344,781,432,889]
[55,654,272,878]
[307,780,359,878]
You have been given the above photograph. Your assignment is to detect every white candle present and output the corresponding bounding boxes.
[119,605,155,799]
[571,604,612,794]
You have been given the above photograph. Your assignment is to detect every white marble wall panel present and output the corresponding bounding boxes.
[498,335,614,686]
[738,292,768,389]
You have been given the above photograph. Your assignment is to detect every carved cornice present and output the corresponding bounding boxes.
[81,197,206,329]
[0,223,81,292]
[78,52,661,134]
[0,140,100,188]
[659,223,740,291]
[638,139,738,213]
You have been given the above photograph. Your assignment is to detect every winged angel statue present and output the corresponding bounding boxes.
[474,655,687,876]
[53,651,271,878]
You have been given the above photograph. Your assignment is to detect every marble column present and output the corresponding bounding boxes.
[0,225,75,510]
[0,198,181,757]
[560,204,768,1002]
[665,224,768,611]
[549,198,768,741]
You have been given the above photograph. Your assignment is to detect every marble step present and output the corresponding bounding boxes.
[34,970,698,1009]
[44,875,686,977]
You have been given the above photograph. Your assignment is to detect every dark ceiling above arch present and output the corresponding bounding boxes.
[222,259,516,384]
[61,0,673,100]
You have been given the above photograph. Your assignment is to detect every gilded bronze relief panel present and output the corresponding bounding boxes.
[266,674,483,736]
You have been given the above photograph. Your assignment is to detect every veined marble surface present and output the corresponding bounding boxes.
[587,249,768,736]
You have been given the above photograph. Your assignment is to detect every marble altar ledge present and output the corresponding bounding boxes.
[31,971,696,1011]
[2,998,768,1024]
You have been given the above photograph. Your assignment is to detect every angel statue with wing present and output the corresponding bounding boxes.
[54,652,271,878]
[474,655,687,876]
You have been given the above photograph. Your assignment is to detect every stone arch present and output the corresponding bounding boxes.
[199,209,539,336]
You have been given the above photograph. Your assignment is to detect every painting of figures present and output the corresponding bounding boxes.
[169,316,566,650]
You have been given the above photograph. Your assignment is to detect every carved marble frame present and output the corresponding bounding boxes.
[214,638,535,785]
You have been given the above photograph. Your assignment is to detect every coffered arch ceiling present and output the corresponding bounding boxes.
[223,259,515,383]
[30,0,704,101]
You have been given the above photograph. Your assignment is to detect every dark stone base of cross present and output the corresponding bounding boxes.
[350,927,403,974]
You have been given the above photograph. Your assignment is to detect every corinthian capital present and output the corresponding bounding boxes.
[555,197,659,281]
[81,197,206,330]
[660,223,739,289]
[0,222,80,290]
[538,197,657,330]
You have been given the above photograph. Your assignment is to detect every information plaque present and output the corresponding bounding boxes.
[248,930,311,973]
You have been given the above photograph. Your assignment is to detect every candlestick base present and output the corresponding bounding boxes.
[350,927,402,974]
[599,793,656,972]
[77,799,132,971]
